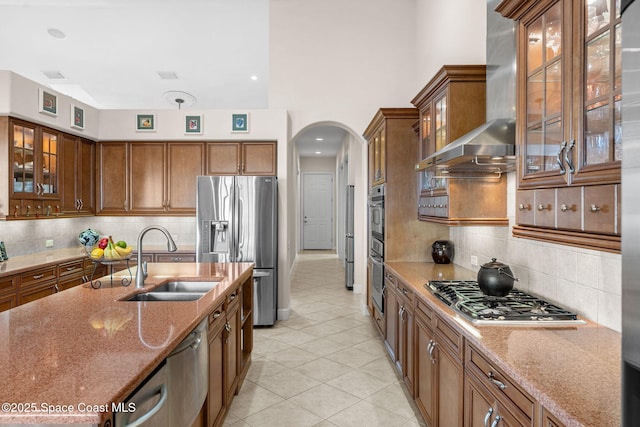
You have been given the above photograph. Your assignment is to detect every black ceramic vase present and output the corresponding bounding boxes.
[431,240,454,264]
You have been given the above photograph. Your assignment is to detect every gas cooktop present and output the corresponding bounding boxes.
[425,280,585,326]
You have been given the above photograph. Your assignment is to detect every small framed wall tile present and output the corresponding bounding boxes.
[39,89,58,116]
[136,114,156,131]
[70,104,85,130]
[231,113,249,133]
[185,115,202,134]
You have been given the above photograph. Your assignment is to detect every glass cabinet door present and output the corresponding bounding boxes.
[41,130,58,197]
[420,105,432,160]
[434,94,447,152]
[523,2,566,179]
[582,0,622,167]
[12,123,36,195]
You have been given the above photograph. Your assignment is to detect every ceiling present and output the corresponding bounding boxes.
[0,0,347,157]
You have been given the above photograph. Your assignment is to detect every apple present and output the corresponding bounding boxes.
[98,237,109,249]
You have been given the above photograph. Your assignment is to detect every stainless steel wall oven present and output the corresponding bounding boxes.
[368,184,385,314]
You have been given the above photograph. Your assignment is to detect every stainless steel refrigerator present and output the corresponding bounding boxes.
[345,185,354,290]
[196,176,278,326]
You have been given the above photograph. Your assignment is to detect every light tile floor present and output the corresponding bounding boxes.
[224,252,425,427]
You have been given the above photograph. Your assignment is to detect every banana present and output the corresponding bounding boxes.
[114,245,132,257]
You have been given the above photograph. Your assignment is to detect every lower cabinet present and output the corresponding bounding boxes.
[414,303,464,427]
[465,343,535,427]
[205,275,253,427]
[207,303,226,427]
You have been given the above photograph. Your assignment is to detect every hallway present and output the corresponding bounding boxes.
[224,252,424,427]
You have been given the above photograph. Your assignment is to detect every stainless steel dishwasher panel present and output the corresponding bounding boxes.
[115,362,168,427]
[166,318,208,427]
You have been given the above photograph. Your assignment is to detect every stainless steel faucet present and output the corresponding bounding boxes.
[135,225,178,288]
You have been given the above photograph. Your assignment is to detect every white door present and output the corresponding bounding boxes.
[302,173,333,249]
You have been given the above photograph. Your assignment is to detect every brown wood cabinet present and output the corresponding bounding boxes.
[414,299,464,427]
[61,135,95,216]
[364,109,447,262]
[97,142,205,215]
[412,66,508,226]
[498,0,622,252]
[206,141,276,176]
[207,302,226,427]
[465,343,536,426]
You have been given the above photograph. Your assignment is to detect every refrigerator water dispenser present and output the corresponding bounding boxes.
[210,221,229,253]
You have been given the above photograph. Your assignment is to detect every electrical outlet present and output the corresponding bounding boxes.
[45,239,54,248]
[470,255,478,267]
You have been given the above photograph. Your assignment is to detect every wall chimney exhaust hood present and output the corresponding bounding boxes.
[415,118,515,173]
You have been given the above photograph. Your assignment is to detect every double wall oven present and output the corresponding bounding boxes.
[368,184,385,314]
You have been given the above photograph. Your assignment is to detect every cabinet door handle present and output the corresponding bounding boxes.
[590,204,601,212]
[54,284,59,293]
[537,204,550,211]
[490,415,502,427]
[14,205,19,218]
[556,141,567,174]
[428,340,437,364]
[565,139,576,173]
[560,204,569,212]
[46,205,52,216]
[484,407,494,427]
[401,288,408,296]
[35,205,42,218]
[487,371,506,390]
[26,205,32,217]
[518,203,530,211]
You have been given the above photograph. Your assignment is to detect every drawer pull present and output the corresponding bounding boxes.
[229,293,237,301]
[212,310,222,319]
[589,204,601,212]
[172,257,182,262]
[487,371,506,390]
[66,267,76,271]
[537,204,551,211]
[490,415,502,427]
[32,274,44,280]
[401,288,408,296]
[484,407,494,427]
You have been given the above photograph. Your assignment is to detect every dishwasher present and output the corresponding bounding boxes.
[115,318,208,427]
[166,317,208,427]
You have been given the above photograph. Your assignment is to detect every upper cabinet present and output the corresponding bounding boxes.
[206,141,277,176]
[412,66,508,226]
[61,135,94,216]
[96,142,205,215]
[498,0,622,252]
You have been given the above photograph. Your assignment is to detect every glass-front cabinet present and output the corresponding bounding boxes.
[10,119,60,218]
[498,0,622,252]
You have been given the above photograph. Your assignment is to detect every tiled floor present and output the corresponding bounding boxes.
[224,251,425,427]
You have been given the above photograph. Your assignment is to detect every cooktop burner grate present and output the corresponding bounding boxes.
[425,280,582,325]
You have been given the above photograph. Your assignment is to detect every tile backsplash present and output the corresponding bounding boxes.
[449,173,621,332]
[0,216,196,257]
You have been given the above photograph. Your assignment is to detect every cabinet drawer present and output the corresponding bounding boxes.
[534,189,555,228]
[58,276,85,292]
[18,282,57,305]
[396,280,414,307]
[415,299,433,325]
[58,259,85,278]
[226,288,240,307]
[20,266,57,288]
[0,275,17,295]
[208,302,225,331]
[372,303,386,336]
[384,270,397,287]
[466,344,535,421]
[516,190,534,226]
[556,187,581,231]
[584,184,616,234]
[155,254,196,263]
[434,314,463,359]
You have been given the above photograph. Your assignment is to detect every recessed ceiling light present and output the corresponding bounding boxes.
[315,151,322,155]
[43,70,65,80]
[157,71,178,80]
[315,138,324,141]
[47,28,66,39]
[250,75,258,81]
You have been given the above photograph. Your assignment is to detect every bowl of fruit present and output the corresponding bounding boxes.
[89,236,133,262]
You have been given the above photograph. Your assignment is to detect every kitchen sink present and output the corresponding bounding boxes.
[152,281,220,293]
[124,292,205,302]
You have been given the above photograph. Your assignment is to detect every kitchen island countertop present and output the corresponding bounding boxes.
[385,261,621,427]
[0,261,253,425]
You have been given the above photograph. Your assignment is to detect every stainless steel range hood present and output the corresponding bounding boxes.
[417,118,515,172]
[417,0,516,174]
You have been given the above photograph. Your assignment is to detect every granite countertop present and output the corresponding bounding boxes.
[0,245,197,277]
[0,261,253,424]
[385,261,621,427]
